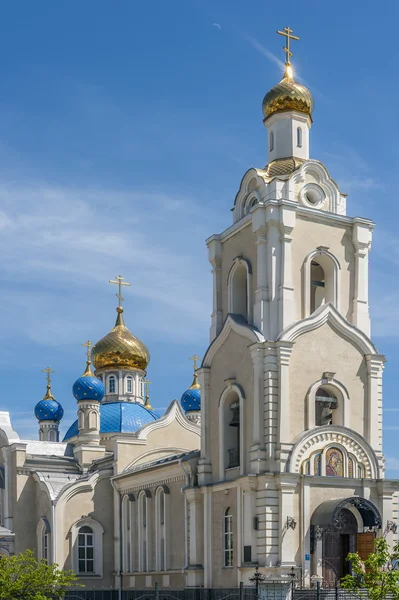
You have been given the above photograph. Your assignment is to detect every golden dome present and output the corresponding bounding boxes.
[92,307,150,372]
[262,66,313,120]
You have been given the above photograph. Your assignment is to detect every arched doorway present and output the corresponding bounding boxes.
[311,498,381,587]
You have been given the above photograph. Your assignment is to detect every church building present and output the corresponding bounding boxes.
[0,28,397,590]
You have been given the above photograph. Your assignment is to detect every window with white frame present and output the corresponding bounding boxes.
[126,376,133,394]
[269,131,274,152]
[122,495,131,573]
[228,259,252,323]
[224,508,233,567]
[78,526,94,573]
[297,126,302,147]
[71,518,103,577]
[36,518,50,563]
[109,375,116,394]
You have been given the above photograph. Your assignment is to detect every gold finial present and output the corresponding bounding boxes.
[277,26,299,77]
[189,355,201,390]
[42,367,55,400]
[144,378,153,410]
[81,340,94,376]
[109,275,131,308]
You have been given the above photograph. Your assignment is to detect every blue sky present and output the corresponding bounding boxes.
[1,0,399,474]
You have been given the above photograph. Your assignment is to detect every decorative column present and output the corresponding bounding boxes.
[365,355,385,451]
[208,237,223,342]
[279,205,296,332]
[197,367,212,485]
[352,219,373,337]
[266,205,281,340]
[249,343,267,473]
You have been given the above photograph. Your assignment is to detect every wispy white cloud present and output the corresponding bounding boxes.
[385,456,399,471]
[243,34,285,71]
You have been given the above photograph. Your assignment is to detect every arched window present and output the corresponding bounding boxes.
[348,457,354,478]
[303,250,340,317]
[227,259,252,323]
[122,495,131,573]
[140,378,145,398]
[89,410,98,430]
[78,409,84,430]
[315,388,338,426]
[78,526,94,573]
[126,377,133,394]
[108,375,116,394]
[297,127,302,148]
[156,488,167,571]
[219,386,245,477]
[36,518,50,563]
[269,131,274,152]
[224,508,233,567]
[71,518,103,576]
[48,429,56,442]
[310,261,326,313]
[138,492,148,571]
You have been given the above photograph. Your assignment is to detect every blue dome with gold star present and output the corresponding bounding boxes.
[180,372,201,412]
[35,398,64,422]
[63,401,160,440]
[73,374,104,402]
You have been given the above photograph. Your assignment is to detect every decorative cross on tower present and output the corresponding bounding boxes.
[42,367,55,400]
[277,26,299,66]
[109,275,131,308]
[190,354,199,372]
[144,379,153,410]
[82,340,92,362]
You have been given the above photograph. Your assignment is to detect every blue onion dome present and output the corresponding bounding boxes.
[63,401,160,441]
[72,345,105,401]
[34,385,64,422]
[180,372,201,412]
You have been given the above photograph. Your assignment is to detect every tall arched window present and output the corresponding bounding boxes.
[36,518,50,563]
[138,492,147,571]
[48,429,56,442]
[78,526,94,573]
[297,127,302,148]
[108,375,116,394]
[140,378,145,398]
[78,409,84,430]
[310,261,326,313]
[315,388,338,426]
[269,131,274,152]
[122,495,131,573]
[224,508,233,567]
[156,488,167,571]
[228,259,252,323]
[89,410,98,430]
[126,376,133,394]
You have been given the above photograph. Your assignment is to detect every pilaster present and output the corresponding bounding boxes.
[365,354,385,451]
[265,203,282,340]
[276,342,294,470]
[252,207,269,336]
[197,367,212,485]
[208,237,223,342]
[276,475,299,567]
[264,344,278,472]
[249,343,267,473]
[352,220,372,336]
[279,205,296,332]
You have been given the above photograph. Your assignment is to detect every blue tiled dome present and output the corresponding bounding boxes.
[73,375,104,402]
[63,401,160,441]
[181,387,201,412]
[35,399,64,422]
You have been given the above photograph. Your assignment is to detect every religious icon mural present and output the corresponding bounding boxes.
[348,457,354,478]
[326,447,343,476]
[313,452,321,476]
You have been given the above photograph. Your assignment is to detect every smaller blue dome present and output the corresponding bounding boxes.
[181,387,201,412]
[35,399,64,422]
[73,375,104,402]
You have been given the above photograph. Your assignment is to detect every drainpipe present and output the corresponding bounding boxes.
[51,501,56,564]
[111,479,123,600]
[179,459,190,570]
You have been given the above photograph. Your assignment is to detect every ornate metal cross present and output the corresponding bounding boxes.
[277,26,299,65]
[42,367,55,386]
[82,340,92,362]
[109,275,131,307]
[189,354,199,371]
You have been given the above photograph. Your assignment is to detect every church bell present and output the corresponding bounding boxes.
[229,405,240,427]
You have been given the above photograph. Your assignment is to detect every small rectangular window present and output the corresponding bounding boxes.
[243,545,252,563]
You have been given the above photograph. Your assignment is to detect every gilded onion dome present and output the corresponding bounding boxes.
[92,307,150,371]
[262,65,313,120]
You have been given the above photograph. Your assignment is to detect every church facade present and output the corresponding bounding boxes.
[0,29,398,591]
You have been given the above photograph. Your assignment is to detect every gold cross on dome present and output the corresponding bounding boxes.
[82,340,92,362]
[144,379,153,409]
[277,26,299,65]
[190,354,199,371]
[109,275,131,307]
[42,367,55,386]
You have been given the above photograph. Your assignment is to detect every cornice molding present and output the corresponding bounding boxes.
[135,400,200,439]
